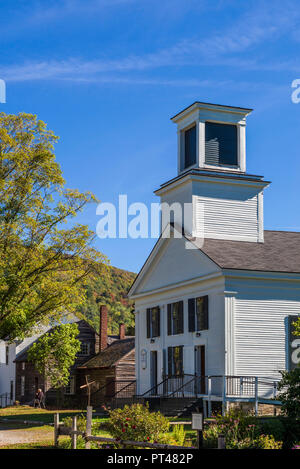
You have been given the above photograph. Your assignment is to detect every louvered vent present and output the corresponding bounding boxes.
[205,122,238,166]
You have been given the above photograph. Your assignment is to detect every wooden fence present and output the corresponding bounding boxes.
[54,406,226,450]
[54,406,192,449]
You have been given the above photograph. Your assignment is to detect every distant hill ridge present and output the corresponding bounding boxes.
[77,265,136,335]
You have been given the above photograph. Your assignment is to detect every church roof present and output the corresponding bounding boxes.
[200,230,300,273]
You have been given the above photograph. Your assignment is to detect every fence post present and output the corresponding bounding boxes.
[54,413,60,447]
[218,434,226,449]
[254,377,258,416]
[72,416,77,449]
[85,406,93,449]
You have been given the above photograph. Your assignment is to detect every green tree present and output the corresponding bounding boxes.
[278,317,300,418]
[293,317,300,336]
[0,112,108,340]
[278,368,300,419]
[28,323,81,390]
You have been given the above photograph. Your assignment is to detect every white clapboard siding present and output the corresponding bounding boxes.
[195,194,258,241]
[235,299,300,379]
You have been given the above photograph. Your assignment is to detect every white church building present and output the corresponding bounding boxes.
[129,102,300,414]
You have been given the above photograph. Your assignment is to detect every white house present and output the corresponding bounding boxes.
[129,102,300,414]
[0,315,77,407]
[0,330,50,407]
[0,340,16,405]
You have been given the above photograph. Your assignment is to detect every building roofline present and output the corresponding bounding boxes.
[171,101,253,122]
[154,169,270,195]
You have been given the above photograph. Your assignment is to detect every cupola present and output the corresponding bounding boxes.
[171,101,253,175]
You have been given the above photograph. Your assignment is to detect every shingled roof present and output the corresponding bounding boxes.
[200,230,300,273]
[78,337,135,369]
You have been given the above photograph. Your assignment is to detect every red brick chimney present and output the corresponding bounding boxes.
[119,323,126,340]
[99,305,108,352]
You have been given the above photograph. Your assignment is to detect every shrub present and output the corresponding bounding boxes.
[172,424,186,446]
[227,434,282,450]
[108,403,169,447]
[278,368,300,419]
[214,409,259,444]
[203,423,218,448]
[61,414,87,433]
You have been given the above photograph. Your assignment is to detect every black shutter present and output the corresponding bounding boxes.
[146,308,151,338]
[156,306,160,337]
[168,347,173,377]
[178,301,184,334]
[167,304,172,335]
[203,296,209,330]
[205,122,237,166]
[162,349,167,378]
[179,346,183,375]
[188,298,195,332]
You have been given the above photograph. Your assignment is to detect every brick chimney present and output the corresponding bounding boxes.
[99,305,108,352]
[119,323,126,340]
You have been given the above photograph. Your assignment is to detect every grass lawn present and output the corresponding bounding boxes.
[0,406,198,449]
[0,406,87,425]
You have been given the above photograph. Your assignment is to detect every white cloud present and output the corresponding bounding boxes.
[1,1,300,84]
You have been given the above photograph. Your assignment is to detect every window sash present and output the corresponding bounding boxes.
[78,343,90,356]
[168,346,183,376]
[188,296,208,331]
[65,376,76,395]
[168,301,183,335]
[147,307,160,338]
[21,376,25,396]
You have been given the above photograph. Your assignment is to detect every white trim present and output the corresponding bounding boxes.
[130,271,223,300]
[223,269,300,284]
[155,172,270,197]
[128,223,222,298]
[258,192,264,242]
[225,292,236,376]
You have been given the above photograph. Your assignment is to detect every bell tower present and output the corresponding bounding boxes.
[155,102,270,243]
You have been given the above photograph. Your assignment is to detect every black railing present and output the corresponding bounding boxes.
[90,379,137,405]
[113,380,136,399]
[139,375,280,400]
[140,374,199,398]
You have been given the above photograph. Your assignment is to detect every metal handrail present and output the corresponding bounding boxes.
[139,374,281,400]
[167,376,196,398]
[112,380,136,398]
[90,378,116,397]
[139,376,169,397]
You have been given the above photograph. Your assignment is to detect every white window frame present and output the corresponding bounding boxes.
[78,342,90,357]
[65,375,76,395]
[21,376,25,396]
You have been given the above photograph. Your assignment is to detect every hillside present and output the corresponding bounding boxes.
[77,265,136,335]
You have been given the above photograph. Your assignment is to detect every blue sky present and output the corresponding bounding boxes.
[1,0,300,273]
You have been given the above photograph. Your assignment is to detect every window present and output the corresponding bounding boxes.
[21,362,25,371]
[205,122,238,167]
[188,296,209,332]
[167,301,184,335]
[65,375,76,395]
[21,376,25,396]
[168,346,183,376]
[184,125,196,169]
[78,342,90,356]
[5,345,9,365]
[146,307,160,338]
